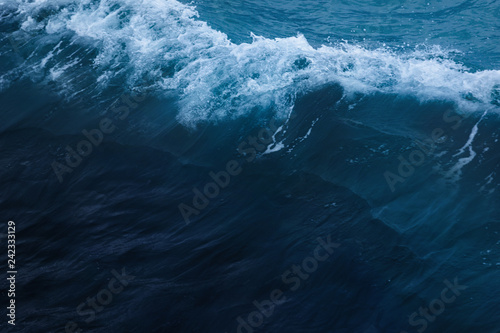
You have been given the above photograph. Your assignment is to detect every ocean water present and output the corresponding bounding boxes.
[0,0,499,332]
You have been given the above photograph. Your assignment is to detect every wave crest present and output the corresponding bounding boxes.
[1,0,500,125]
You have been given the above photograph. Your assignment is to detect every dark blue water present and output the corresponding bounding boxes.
[1,1,499,332]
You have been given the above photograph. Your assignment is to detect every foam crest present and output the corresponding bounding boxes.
[2,0,500,124]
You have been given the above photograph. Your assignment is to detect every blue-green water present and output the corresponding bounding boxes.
[0,1,499,332]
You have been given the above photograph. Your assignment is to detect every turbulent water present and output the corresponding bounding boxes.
[1,0,499,332]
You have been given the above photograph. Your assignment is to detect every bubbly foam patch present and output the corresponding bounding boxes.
[2,0,500,125]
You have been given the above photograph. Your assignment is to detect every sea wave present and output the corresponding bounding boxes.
[1,0,500,125]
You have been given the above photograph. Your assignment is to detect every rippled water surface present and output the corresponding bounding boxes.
[0,0,499,332]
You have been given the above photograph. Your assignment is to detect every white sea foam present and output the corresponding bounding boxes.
[446,110,488,181]
[2,0,500,125]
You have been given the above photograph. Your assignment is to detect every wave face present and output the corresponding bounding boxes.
[1,1,500,333]
[2,0,500,125]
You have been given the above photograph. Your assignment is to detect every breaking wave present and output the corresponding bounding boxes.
[1,0,500,125]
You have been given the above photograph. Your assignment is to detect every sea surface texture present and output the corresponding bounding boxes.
[0,0,499,332]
